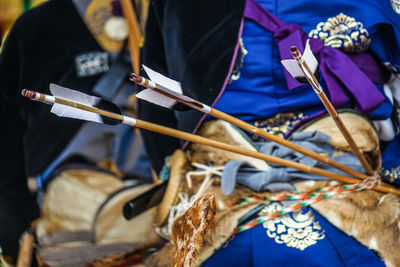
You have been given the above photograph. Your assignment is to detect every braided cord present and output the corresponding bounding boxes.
[232,173,380,234]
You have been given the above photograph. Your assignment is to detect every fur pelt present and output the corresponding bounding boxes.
[145,172,268,267]
[189,120,270,170]
[300,111,381,169]
[148,178,400,267]
[171,192,216,267]
[146,119,399,266]
[295,180,400,267]
[145,201,261,267]
[316,192,400,267]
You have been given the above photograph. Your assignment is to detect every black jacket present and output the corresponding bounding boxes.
[139,0,245,172]
[0,0,105,255]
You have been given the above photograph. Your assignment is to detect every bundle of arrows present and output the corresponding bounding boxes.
[22,84,399,199]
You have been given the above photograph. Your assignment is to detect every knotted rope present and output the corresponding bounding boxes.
[232,173,381,234]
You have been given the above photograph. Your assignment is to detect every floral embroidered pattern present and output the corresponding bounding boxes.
[252,112,304,140]
[309,13,371,53]
[259,203,325,251]
[391,0,400,14]
[380,167,400,187]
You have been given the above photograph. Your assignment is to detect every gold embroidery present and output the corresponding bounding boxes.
[230,38,248,82]
[380,167,400,185]
[309,13,371,53]
[391,0,400,14]
[252,112,304,140]
[260,203,325,251]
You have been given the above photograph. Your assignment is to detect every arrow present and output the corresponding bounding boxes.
[22,85,400,221]
[284,41,374,175]
[130,66,370,180]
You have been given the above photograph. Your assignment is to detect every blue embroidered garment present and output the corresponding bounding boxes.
[380,134,400,186]
[214,0,400,123]
[203,207,384,267]
[205,1,398,265]
[382,134,400,169]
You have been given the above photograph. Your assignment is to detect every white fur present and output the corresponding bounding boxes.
[368,237,378,250]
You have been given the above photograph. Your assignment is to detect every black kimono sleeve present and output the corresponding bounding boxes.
[138,0,180,173]
[0,26,40,257]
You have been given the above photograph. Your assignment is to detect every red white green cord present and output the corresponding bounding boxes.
[232,173,380,234]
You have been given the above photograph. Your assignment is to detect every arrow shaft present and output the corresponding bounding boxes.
[291,46,374,175]
[133,73,208,111]
[132,75,369,180]
[22,89,399,195]
[209,108,368,179]
[134,118,397,195]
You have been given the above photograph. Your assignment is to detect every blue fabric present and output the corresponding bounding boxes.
[382,134,400,169]
[214,0,400,123]
[368,84,393,119]
[36,82,153,188]
[203,208,384,267]
[380,134,400,186]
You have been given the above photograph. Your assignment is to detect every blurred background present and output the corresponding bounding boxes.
[0,0,47,46]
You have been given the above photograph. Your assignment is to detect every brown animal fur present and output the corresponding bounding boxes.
[189,120,270,170]
[146,119,399,266]
[300,112,381,169]
[171,192,217,267]
[295,180,400,267]
[145,177,269,267]
[314,191,400,267]
[147,180,400,267]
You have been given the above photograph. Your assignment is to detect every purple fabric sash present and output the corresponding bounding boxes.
[244,0,387,114]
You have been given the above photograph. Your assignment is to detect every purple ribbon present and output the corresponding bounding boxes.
[244,0,387,114]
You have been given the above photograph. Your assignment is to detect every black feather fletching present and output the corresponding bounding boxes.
[294,66,320,84]
[94,99,123,125]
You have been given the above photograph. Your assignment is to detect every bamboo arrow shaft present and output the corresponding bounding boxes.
[57,97,397,194]
[318,92,374,172]
[22,89,400,195]
[121,0,141,74]
[133,119,397,195]
[208,108,395,193]
[209,108,369,179]
[58,96,358,184]
[55,98,124,121]
[290,46,374,175]
[131,73,368,179]
[135,119,348,180]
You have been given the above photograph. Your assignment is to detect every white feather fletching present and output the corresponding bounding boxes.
[142,65,183,94]
[136,65,198,109]
[281,39,318,78]
[49,83,103,123]
[281,59,304,77]
[136,88,176,109]
[50,84,100,106]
